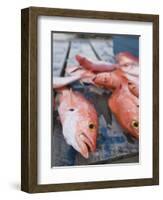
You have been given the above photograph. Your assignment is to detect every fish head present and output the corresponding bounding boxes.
[130,119,139,138]
[109,86,139,139]
[75,119,98,158]
[113,102,139,138]
[123,93,139,139]
[123,107,139,138]
[61,108,98,159]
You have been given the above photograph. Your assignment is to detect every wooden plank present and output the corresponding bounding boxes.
[106,38,114,47]
[52,40,69,77]
[51,111,77,166]
[66,38,98,68]
[90,39,115,63]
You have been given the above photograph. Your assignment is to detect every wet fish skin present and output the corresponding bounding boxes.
[108,84,139,139]
[93,69,139,97]
[93,70,139,139]
[57,88,98,158]
[53,52,139,140]
[76,53,139,97]
[76,54,119,72]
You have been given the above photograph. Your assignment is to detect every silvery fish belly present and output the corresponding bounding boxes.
[58,88,98,159]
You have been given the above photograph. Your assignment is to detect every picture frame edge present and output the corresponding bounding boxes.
[21,7,30,193]
[152,14,159,186]
[21,7,38,193]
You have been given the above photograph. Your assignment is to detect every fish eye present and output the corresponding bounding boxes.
[89,123,95,129]
[69,108,74,111]
[131,120,139,129]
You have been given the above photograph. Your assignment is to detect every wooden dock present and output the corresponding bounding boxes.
[52,34,139,167]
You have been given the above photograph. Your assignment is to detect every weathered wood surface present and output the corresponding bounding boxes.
[52,34,139,167]
[67,39,98,67]
[90,39,115,63]
[52,40,69,77]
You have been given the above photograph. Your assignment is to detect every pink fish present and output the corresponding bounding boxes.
[108,84,139,139]
[76,52,139,72]
[76,53,139,96]
[76,54,119,72]
[66,54,139,138]
[57,88,98,158]
[53,51,139,139]
[93,69,139,97]
[93,69,139,139]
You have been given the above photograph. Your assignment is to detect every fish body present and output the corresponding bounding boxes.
[76,54,119,72]
[93,69,139,97]
[76,53,139,96]
[58,88,98,158]
[76,52,139,74]
[108,84,139,139]
[93,70,139,139]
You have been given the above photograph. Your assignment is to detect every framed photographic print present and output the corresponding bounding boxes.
[21,7,159,193]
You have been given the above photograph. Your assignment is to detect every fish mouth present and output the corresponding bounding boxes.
[76,132,95,159]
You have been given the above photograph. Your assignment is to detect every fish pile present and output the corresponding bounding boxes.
[53,52,139,159]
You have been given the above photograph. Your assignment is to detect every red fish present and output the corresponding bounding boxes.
[108,85,139,139]
[76,54,119,72]
[76,53,139,97]
[93,69,139,139]
[54,52,139,139]
[66,63,139,97]
[93,69,139,97]
[56,88,98,158]
[68,54,139,138]
[76,52,139,72]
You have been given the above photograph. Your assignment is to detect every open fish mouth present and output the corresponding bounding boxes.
[76,132,95,159]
